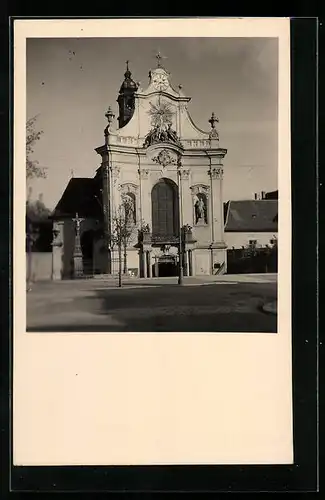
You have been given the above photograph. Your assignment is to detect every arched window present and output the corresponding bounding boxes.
[151,178,179,238]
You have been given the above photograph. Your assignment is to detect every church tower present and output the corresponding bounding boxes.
[117,61,138,128]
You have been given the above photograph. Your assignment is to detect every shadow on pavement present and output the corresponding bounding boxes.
[27,285,277,333]
[26,312,277,333]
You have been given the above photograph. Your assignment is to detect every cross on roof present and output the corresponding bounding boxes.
[126,60,129,70]
[156,51,167,68]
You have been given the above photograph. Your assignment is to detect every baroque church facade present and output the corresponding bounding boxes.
[51,56,228,279]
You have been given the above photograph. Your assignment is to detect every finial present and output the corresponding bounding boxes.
[208,112,219,140]
[70,169,74,178]
[126,59,129,71]
[209,112,219,129]
[105,106,115,125]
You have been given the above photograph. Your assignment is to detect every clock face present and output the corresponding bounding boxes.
[152,73,169,91]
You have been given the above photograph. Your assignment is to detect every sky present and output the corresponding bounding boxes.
[26,37,278,210]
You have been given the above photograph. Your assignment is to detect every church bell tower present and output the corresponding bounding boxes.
[117,61,138,129]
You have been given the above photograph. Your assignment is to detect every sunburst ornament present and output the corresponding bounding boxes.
[148,99,174,130]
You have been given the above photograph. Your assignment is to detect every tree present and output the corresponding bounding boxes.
[26,193,52,290]
[111,196,135,287]
[26,115,46,179]
[26,193,51,222]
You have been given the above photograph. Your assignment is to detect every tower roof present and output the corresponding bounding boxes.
[119,60,138,93]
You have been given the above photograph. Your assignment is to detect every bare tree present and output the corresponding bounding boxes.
[26,115,46,179]
[111,196,135,287]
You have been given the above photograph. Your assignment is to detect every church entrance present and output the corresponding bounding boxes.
[152,255,178,277]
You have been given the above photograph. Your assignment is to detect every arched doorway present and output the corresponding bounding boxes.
[151,178,180,277]
[151,178,179,239]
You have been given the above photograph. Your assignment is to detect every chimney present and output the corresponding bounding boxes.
[261,191,266,200]
[254,193,258,200]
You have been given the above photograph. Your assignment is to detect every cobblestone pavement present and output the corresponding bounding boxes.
[26,276,277,333]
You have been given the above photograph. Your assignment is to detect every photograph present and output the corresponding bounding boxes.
[25,34,279,333]
[13,18,294,471]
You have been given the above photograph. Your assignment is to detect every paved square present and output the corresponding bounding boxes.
[26,275,277,333]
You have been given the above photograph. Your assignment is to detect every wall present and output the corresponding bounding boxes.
[27,252,52,282]
[225,231,278,249]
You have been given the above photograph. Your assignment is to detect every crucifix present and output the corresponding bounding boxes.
[72,212,84,235]
[72,212,85,278]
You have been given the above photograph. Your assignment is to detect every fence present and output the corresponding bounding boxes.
[227,246,278,274]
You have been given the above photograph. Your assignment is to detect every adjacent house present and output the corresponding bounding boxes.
[224,192,278,250]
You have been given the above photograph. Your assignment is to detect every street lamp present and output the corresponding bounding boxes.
[177,164,184,286]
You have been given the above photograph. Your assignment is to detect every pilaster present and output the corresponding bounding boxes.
[138,168,151,226]
[208,165,225,244]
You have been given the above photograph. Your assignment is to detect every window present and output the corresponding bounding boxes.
[151,179,179,238]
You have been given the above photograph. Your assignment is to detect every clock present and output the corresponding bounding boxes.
[152,73,169,91]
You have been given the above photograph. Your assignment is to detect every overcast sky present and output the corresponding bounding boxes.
[27,37,278,209]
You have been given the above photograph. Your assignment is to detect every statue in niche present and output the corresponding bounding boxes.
[194,194,207,224]
[122,193,136,224]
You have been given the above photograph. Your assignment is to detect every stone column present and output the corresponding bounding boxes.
[184,250,190,276]
[188,250,193,276]
[143,253,147,278]
[72,213,84,279]
[110,165,121,275]
[178,168,191,226]
[147,251,152,278]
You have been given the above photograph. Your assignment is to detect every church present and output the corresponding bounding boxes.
[51,55,228,279]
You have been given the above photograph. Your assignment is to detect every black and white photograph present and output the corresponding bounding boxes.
[25,31,280,333]
[13,18,294,469]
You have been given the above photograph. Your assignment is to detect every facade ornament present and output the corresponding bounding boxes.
[104,106,115,137]
[140,222,150,233]
[208,112,219,140]
[182,224,192,233]
[178,168,190,180]
[138,168,150,179]
[152,149,177,168]
[190,184,210,198]
[144,100,182,148]
[144,123,182,148]
[208,167,224,180]
[119,182,139,194]
[162,244,171,255]
[110,165,121,186]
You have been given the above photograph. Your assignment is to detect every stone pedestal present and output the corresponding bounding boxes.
[73,234,84,279]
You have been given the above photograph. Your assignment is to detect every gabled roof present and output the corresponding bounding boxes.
[224,200,278,232]
[265,190,278,200]
[51,177,102,220]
